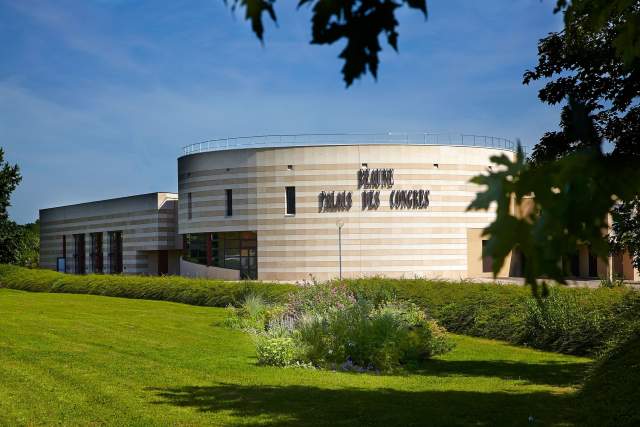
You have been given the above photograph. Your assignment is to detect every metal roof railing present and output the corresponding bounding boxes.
[181,133,515,156]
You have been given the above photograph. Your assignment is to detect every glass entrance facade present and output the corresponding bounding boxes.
[184,231,257,279]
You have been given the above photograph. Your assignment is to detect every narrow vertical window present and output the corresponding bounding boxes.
[206,232,212,266]
[482,240,493,273]
[90,232,103,274]
[188,192,193,220]
[73,234,85,274]
[225,189,233,217]
[108,231,123,274]
[285,186,296,215]
[58,235,67,273]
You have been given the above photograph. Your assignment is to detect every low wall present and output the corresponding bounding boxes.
[179,258,240,280]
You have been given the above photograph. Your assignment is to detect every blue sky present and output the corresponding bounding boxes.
[1,0,563,223]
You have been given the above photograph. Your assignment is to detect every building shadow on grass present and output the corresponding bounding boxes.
[147,382,578,426]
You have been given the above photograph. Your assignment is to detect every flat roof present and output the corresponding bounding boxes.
[181,133,516,157]
[40,192,177,213]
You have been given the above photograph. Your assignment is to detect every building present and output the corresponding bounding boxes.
[39,134,640,281]
[39,192,181,275]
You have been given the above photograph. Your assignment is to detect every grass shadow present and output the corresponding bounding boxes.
[411,359,590,387]
[148,382,578,426]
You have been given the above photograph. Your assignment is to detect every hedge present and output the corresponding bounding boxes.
[576,323,640,426]
[0,264,295,307]
[2,265,638,356]
[343,277,640,356]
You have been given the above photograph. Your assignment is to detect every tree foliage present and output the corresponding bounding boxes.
[555,0,640,66]
[469,0,640,290]
[525,1,640,165]
[611,197,640,272]
[0,147,21,220]
[0,148,37,267]
[226,0,427,86]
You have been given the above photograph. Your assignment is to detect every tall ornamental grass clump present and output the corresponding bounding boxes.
[226,284,453,372]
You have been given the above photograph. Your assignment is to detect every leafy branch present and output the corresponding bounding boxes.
[226,0,427,86]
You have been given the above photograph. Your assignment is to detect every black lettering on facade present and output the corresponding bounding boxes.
[358,168,394,189]
[319,191,353,212]
[390,189,430,209]
[361,190,380,210]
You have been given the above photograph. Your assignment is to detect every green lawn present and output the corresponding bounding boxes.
[0,289,591,426]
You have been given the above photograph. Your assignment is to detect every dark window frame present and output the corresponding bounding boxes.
[73,233,85,274]
[187,192,193,220]
[108,231,123,274]
[90,232,103,274]
[225,189,233,217]
[285,186,296,215]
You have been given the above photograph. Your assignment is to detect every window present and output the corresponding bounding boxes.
[185,232,258,279]
[285,186,296,215]
[482,240,493,273]
[225,189,233,217]
[90,232,103,274]
[184,233,207,265]
[212,231,257,279]
[73,234,85,274]
[59,235,67,273]
[187,192,193,220]
[108,231,123,274]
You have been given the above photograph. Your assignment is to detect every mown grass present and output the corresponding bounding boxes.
[0,289,591,426]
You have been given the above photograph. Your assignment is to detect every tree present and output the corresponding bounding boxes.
[0,147,31,266]
[611,197,640,272]
[0,147,21,220]
[468,0,640,291]
[226,0,427,86]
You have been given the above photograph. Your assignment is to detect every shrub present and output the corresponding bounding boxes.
[599,278,626,288]
[224,293,272,332]
[576,322,640,426]
[521,289,611,355]
[255,336,299,367]
[231,284,454,372]
[286,282,356,317]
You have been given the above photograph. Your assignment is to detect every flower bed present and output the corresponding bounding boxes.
[226,283,453,371]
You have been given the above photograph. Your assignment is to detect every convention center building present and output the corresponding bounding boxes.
[39,133,640,282]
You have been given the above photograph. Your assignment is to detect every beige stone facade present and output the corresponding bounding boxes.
[178,144,512,281]
[39,192,181,275]
[39,141,639,282]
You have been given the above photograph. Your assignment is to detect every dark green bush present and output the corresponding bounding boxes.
[0,264,295,307]
[342,277,639,356]
[576,322,640,426]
